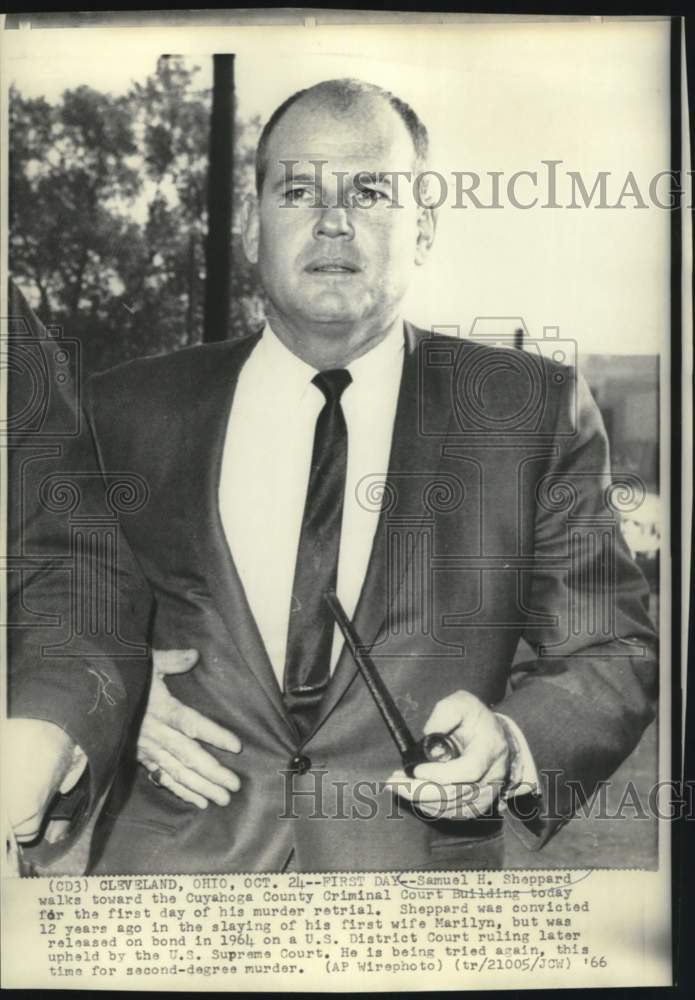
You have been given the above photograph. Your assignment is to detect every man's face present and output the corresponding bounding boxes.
[243,94,434,339]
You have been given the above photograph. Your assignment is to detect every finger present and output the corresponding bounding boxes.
[436,784,497,820]
[408,800,441,818]
[384,770,461,806]
[423,779,502,819]
[400,780,457,815]
[12,816,42,842]
[154,770,208,810]
[147,745,236,806]
[385,769,413,793]
[413,728,507,784]
[412,747,497,785]
[385,769,490,819]
[152,648,200,676]
[384,769,420,803]
[174,704,241,754]
[385,770,500,819]
[422,690,482,739]
[143,719,241,792]
[136,744,160,772]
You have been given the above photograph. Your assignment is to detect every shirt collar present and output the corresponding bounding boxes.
[261,319,405,396]
[258,321,318,401]
[345,319,405,385]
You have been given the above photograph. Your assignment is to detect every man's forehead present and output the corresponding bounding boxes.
[264,95,415,173]
[266,139,410,172]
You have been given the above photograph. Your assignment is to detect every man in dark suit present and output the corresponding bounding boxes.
[8,79,657,873]
[4,281,151,871]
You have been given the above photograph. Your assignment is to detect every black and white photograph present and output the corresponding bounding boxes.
[1,10,683,991]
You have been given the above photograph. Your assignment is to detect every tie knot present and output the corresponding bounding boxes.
[312,368,352,404]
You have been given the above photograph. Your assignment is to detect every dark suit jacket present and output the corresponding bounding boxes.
[6,282,151,870]
[77,322,657,873]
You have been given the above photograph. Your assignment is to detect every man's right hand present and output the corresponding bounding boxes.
[4,718,84,843]
[137,648,242,810]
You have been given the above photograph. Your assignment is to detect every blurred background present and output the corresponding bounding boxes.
[5,19,667,866]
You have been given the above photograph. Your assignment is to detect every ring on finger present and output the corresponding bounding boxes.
[148,767,164,787]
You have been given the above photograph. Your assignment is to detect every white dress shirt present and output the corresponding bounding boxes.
[219,321,404,682]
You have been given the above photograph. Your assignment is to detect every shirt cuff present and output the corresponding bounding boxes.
[495,712,541,803]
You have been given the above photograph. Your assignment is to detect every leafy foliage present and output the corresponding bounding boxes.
[9,56,263,375]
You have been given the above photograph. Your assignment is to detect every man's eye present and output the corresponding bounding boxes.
[285,187,314,203]
[352,188,387,207]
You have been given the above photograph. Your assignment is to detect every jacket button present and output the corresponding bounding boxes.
[289,754,311,775]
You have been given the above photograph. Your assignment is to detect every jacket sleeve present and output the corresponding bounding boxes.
[6,281,152,867]
[496,367,658,848]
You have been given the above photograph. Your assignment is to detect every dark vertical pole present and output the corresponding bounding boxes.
[513,327,524,351]
[186,232,196,345]
[204,54,234,342]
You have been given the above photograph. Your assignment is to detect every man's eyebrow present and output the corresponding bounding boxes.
[271,170,399,191]
[354,172,397,186]
[273,172,320,190]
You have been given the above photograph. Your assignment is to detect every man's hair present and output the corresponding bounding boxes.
[255,77,429,194]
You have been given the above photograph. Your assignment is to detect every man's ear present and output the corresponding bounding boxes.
[415,205,436,266]
[241,194,260,265]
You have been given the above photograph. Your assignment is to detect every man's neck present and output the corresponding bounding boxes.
[264,312,403,370]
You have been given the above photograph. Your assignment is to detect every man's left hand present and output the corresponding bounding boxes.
[387,690,511,820]
[137,648,242,809]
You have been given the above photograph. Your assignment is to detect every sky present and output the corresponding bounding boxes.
[3,18,671,356]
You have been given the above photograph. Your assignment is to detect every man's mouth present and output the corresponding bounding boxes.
[306,260,359,274]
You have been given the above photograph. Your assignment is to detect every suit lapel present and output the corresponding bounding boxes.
[314,323,457,729]
[180,324,460,743]
[182,332,298,735]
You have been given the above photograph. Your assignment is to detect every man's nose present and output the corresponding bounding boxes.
[313,203,354,240]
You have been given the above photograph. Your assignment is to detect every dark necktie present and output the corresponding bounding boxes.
[283,368,352,738]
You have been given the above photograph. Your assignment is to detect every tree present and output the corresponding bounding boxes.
[9,57,264,376]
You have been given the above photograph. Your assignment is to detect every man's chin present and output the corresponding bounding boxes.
[293,299,369,328]
[303,312,364,328]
